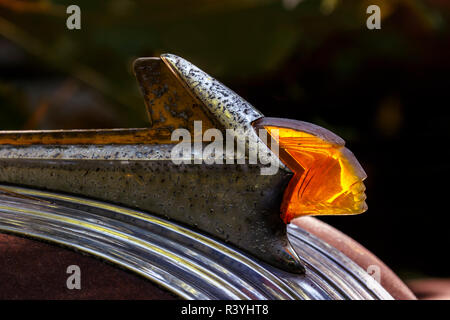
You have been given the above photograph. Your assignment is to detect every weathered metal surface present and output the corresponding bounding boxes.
[0,149,300,272]
[161,54,283,172]
[133,57,220,135]
[0,128,174,145]
[0,54,300,272]
[161,54,263,130]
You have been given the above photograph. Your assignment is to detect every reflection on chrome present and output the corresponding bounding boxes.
[0,185,391,300]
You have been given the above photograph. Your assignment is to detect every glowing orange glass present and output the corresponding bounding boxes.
[257,120,367,223]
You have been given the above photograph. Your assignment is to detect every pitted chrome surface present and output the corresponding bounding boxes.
[0,144,175,160]
[0,185,392,300]
[161,54,263,129]
[161,54,284,175]
[0,146,299,272]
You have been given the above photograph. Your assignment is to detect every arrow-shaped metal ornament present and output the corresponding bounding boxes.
[0,54,368,273]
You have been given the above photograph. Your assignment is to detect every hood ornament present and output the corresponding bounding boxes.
[0,54,367,273]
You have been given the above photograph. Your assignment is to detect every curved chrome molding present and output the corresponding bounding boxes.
[0,185,392,300]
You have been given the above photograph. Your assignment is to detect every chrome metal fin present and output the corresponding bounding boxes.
[133,57,220,135]
[0,54,302,273]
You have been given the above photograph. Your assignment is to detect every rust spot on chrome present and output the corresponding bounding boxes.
[133,57,219,134]
[0,128,174,145]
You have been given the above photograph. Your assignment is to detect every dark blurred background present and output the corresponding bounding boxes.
[0,0,449,281]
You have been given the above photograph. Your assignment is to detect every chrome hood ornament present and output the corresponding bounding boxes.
[0,54,367,274]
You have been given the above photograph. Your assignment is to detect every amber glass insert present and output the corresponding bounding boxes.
[257,118,367,223]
